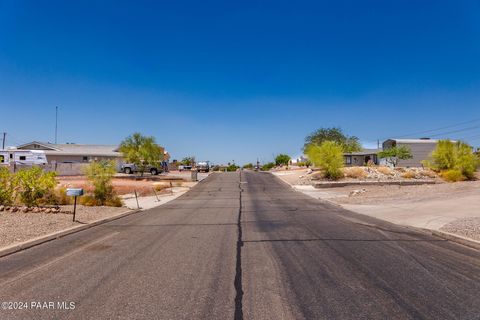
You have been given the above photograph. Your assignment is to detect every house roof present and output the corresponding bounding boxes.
[17,141,122,157]
[344,148,381,156]
[384,138,439,144]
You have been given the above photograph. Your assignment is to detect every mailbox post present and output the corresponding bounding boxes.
[66,188,84,222]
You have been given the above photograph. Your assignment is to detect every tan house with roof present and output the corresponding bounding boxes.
[16,141,124,165]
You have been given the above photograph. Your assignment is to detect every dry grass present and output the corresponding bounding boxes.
[343,167,367,179]
[401,171,417,179]
[377,166,393,176]
[420,169,438,178]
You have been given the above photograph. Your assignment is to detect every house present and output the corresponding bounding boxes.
[382,138,441,167]
[344,149,380,166]
[16,141,124,165]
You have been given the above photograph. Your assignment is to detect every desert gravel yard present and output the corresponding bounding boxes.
[441,217,480,241]
[0,205,128,249]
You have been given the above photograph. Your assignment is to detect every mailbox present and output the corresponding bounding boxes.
[67,188,84,197]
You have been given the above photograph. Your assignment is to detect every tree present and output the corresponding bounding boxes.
[181,156,195,166]
[304,127,361,153]
[378,146,412,167]
[119,133,164,176]
[424,140,479,181]
[275,154,291,166]
[306,141,344,180]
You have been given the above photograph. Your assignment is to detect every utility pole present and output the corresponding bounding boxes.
[2,132,5,149]
[55,106,58,144]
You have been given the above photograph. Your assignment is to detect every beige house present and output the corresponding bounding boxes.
[16,141,124,165]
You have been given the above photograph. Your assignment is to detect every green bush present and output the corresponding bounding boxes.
[306,141,344,180]
[15,167,57,207]
[84,160,122,206]
[425,140,478,181]
[440,169,466,182]
[226,164,240,172]
[243,163,254,169]
[0,167,16,205]
[261,162,275,171]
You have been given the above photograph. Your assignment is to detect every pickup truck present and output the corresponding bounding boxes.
[196,161,210,173]
[178,165,192,171]
[121,163,161,175]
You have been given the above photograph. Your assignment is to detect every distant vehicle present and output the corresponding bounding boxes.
[178,165,192,171]
[0,149,48,166]
[121,163,161,175]
[196,161,210,173]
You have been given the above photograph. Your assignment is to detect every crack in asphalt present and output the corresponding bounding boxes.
[234,171,244,320]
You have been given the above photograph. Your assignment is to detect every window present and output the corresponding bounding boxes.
[0,155,4,163]
[19,156,26,161]
[83,156,88,161]
[344,156,352,165]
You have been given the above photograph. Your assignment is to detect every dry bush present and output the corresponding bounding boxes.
[343,167,367,179]
[377,166,393,176]
[401,171,416,179]
[420,169,437,178]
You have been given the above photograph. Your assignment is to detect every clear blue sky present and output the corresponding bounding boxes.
[1,0,480,164]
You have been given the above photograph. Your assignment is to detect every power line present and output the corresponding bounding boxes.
[428,126,480,138]
[390,118,480,139]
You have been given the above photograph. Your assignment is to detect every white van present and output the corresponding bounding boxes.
[0,149,48,166]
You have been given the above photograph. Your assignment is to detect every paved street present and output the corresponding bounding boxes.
[1,172,480,319]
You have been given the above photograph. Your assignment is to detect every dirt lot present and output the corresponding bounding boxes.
[57,171,196,197]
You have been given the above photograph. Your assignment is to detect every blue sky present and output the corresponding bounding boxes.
[1,0,480,164]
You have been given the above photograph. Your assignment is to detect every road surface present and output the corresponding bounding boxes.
[1,172,480,319]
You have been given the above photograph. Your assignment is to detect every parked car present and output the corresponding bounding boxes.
[178,165,192,171]
[121,163,162,175]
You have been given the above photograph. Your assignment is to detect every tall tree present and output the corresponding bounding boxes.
[275,154,291,166]
[119,133,164,176]
[304,127,361,153]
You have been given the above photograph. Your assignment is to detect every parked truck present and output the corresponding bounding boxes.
[196,161,210,173]
[121,163,162,175]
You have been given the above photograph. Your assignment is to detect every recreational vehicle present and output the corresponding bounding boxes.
[0,149,48,166]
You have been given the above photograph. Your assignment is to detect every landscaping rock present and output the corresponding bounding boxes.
[0,205,4,211]
[349,189,366,197]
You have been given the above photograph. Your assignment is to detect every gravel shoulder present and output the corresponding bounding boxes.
[0,172,208,250]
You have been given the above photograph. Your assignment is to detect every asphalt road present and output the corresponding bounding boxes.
[1,172,480,319]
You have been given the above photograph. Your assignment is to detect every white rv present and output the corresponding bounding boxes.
[0,149,48,166]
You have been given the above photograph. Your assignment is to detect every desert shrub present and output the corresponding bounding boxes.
[0,167,17,205]
[243,163,254,169]
[401,171,416,179]
[84,160,122,206]
[440,169,466,182]
[55,187,72,205]
[15,167,57,207]
[425,140,478,181]
[343,167,367,179]
[79,195,99,206]
[226,164,240,172]
[378,146,413,167]
[377,166,393,176]
[261,162,275,171]
[306,141,344,180]
[420,169,437,178]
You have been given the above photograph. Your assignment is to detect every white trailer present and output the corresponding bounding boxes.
[0,149,48,166]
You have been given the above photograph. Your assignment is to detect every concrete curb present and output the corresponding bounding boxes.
[0,208,141,259]
[421,228,480,251]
